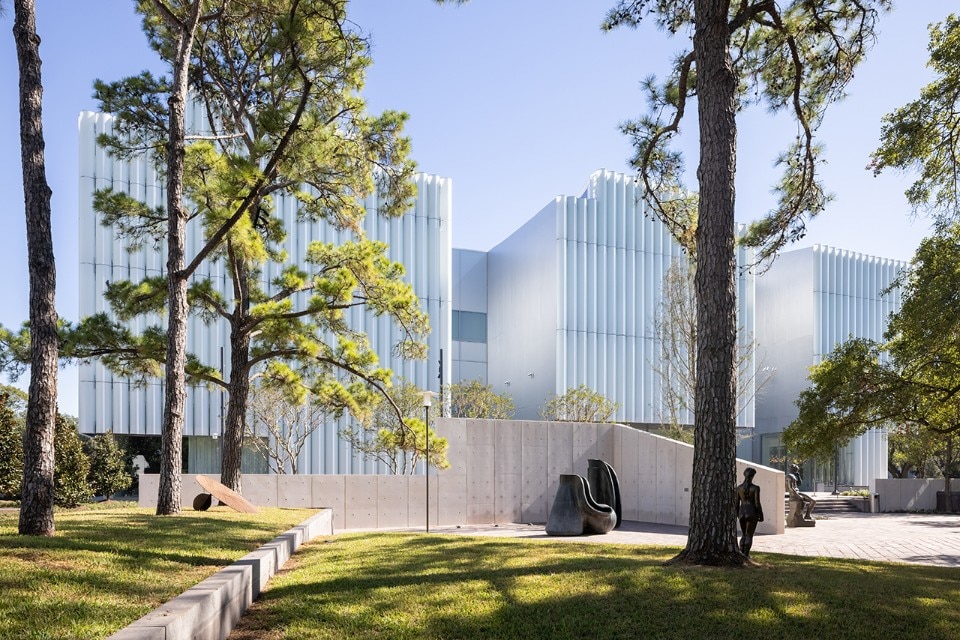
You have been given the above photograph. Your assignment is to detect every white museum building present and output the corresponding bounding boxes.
[78,111,904,487]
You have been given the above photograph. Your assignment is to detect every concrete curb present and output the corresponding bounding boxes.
[108,509,333,640]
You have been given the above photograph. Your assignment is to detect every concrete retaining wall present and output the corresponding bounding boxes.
[108,509,333,640]
[140,419,784,535]
[876,478,960,511]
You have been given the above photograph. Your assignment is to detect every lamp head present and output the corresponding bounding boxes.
[420,390,436,408]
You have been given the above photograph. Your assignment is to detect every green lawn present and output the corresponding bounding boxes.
[232,532,960,640]
[0,502,315,639]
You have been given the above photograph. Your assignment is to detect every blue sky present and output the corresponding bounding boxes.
[0,0,949,415]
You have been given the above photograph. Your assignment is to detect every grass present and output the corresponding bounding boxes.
[232,532,960,640]
[0,501,315,639]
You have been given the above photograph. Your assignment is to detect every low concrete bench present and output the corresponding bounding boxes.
[108,509,333,640]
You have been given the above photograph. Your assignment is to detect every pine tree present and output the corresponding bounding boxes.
[13,0,58,535]
[604,0,890,564]
[82,0,420,496]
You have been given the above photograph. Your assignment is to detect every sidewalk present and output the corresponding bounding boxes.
[426,512,960,567]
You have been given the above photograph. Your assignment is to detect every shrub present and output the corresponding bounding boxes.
[540,385,620,422]
[0,393,23,499]
[445,379,515,419]
[341,379,449,474]
[86,431,133,499]
[841,488,871,497]
[54,415,92,507]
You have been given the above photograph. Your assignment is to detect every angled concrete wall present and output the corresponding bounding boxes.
[876,478,955,512]
[141,419,784,535]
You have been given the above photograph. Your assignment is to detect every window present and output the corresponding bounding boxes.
[453,310,487,343]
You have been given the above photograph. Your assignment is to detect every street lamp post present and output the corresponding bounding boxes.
[832,445,840,495]
[420,390,435,532]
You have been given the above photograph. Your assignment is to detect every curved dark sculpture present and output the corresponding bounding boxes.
[588,459,622,529]
[546,474,617,536]
[192,492,213,511]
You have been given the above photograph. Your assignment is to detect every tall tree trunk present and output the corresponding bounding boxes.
[672,0,744,565]
[156,2,203,515]
[14,0,58,537]
[220,322,250,494]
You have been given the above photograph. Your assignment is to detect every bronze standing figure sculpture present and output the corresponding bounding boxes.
[736,467,763,557]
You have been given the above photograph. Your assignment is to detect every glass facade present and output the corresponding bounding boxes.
[452,310,487,343]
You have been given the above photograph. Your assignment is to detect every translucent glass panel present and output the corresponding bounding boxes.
[452,310,487,343]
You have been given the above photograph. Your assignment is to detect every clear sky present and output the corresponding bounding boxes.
[0,0,949,416]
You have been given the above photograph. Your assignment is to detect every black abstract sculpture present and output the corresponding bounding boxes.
[546,474,617,535]
[587,459,623,529]
[192,492,213,511]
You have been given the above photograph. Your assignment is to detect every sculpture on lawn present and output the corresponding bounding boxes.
[735,467,763,556]
[587,459,623,529]
[546,459,622,536]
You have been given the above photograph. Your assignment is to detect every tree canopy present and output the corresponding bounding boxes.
[785,225,960,463]
[871,14,960,223]
[341,379,449,475]
[652,257,771,442]
[246,382,331,475]
[60,0,423,497]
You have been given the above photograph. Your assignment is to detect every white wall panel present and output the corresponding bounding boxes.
[485,170,756,426]
[756,245,907,481]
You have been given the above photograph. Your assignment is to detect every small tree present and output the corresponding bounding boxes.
[342,380,448,474]
[540,385,619,423]
[85,432,133,500]
[0,393,24,499]
[246,383,330,474]
[653,258,773,443]
[888,425,928,479]
[786,225,960,509]
[53,416,91,508]
[445,379,514,419]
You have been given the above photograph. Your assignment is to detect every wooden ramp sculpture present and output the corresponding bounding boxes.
[546,474,617,536]
[194,475,260,514]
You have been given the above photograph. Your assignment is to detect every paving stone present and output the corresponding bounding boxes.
[410,509,960,567]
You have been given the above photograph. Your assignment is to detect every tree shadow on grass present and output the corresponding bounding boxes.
[235,533,960,640]
[0,508,310,639]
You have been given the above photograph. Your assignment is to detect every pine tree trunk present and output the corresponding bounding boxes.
[14,0,58,537]
[671,0,745,566]
[156,7,202,515]
[220,324,250,494]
